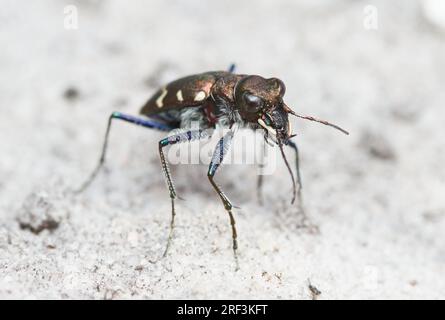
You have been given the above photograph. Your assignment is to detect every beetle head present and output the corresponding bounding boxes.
[234,75,349,205]
[234,75,349,143]
[234,75,291,142]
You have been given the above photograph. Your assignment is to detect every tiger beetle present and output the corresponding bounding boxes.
[76,64,348,270]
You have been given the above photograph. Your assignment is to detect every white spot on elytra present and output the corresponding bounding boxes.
[176,90,184,102]
[194,91,206,101]
[156,87,168,108]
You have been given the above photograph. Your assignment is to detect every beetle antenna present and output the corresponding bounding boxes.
[278,139,297,204]
[284,105,349,135]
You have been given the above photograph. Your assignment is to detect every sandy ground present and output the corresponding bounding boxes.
[1,0,445,299]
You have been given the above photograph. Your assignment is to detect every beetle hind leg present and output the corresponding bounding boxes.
[75,112,172,194]
[228,63,236,73]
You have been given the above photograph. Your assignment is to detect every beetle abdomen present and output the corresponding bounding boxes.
[140,71,229,116]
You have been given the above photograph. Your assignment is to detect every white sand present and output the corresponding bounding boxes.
[1,0,445,299]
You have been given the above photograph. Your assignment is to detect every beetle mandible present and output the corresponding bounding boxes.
[76,65,348,270]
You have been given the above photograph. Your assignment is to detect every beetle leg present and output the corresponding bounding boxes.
[257,171,264,205]
[286,139,304,209]
[159,129,212,257]
[207,131,240,270]
[256,138,267,205]
[228,63,236,73]
[75,112,173,194]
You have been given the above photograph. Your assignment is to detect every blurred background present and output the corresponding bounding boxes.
[0,0,444,299]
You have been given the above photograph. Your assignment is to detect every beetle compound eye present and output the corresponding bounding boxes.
[243,93,264,112]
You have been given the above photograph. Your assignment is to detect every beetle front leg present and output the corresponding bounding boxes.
[207,131,240,270]
[286,139,304,210]
[159,129,211,257]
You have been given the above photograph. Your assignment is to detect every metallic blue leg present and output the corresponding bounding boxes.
[111,111,173,131]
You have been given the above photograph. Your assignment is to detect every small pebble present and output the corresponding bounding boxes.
[63,87,80,101]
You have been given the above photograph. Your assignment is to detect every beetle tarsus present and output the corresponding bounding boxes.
[285,139,305,213]
[228,209,240,271]
[162,198,176,258]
